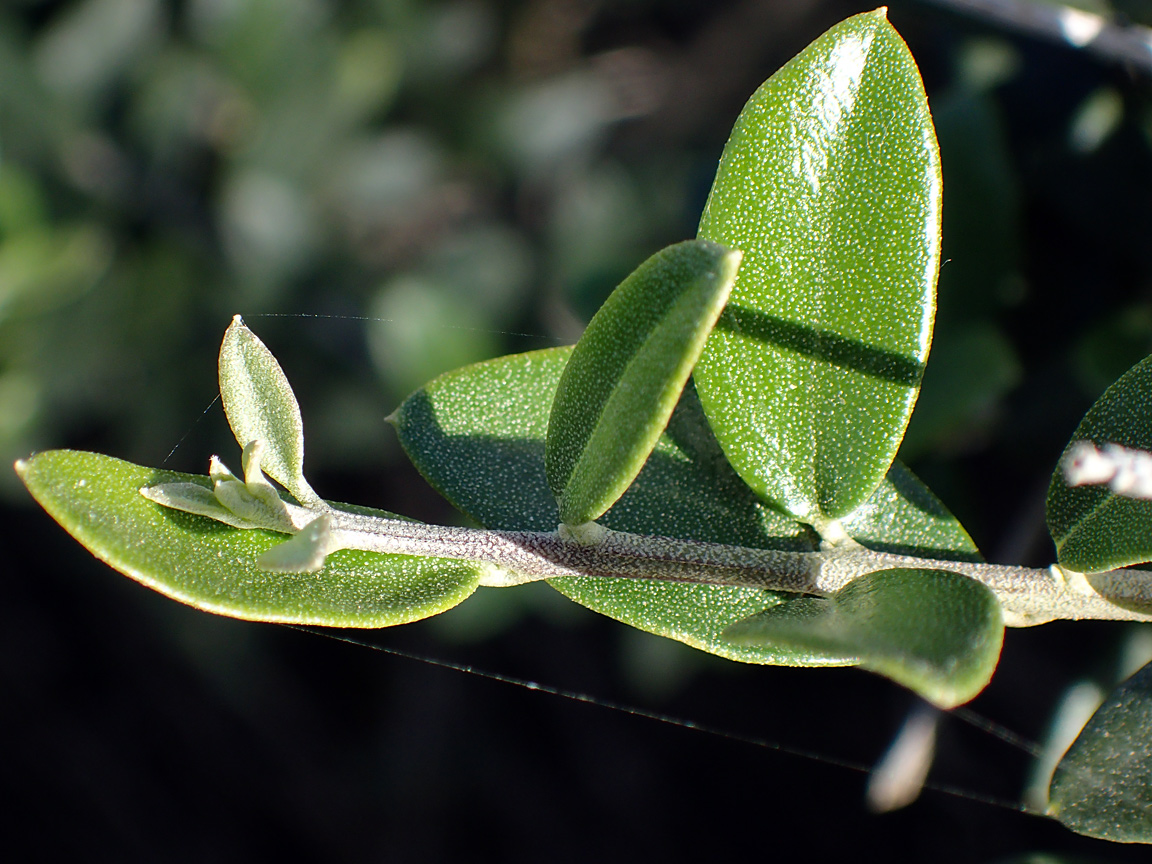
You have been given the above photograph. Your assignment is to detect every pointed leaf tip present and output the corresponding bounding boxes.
[693,11,940,523]
[546,239,740,526]
[219,317,320,507]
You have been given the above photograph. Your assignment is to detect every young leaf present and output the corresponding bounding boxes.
[219,315,321,506]
[546,240,740,526]
[693,9,941,526]
[724,568,1004,708]
[1048,661,1152,843]
[1047,354,1152,573]
[16,450,481,626]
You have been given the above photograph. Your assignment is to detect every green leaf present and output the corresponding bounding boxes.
[724,568,1003,707]
[546,240,740,526]
[841,459,981,563]
[218,315,320,506]
[1047,354,1152,573]
[1048,661,1152,843]
[16,450,480,627]
[391,345,838,666]
[693,9,941,526]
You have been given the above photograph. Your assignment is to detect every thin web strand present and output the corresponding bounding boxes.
[162,394,221,465]
[248,312,565,344]
[283,624,1037,817]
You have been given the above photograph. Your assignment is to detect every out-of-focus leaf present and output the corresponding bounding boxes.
[898,324,1021,460]
[725,568,1003,707]
[932,89,1022,318]
[218,315,319,506]
[1047,354,1152,573]
[16,450,480,626]
[0,225,112,321]
[34,0,163,101]
[1048,661,1152,843]
[368,275,499,402]
[1072,304,1152,398]
[546,240,739,525]
[693,10,941,527]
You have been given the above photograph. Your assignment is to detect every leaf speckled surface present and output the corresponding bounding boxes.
[219,316,320,506]
[17,450,480,626]
[392,346,839,664]
[725,567,1003,707]
[694,10,941,525]
[1047,354,1152,573]
[546,240,739,526]
[1049,660,1152,843]
[393,346,976,666]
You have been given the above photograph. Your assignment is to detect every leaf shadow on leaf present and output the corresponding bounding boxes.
[843,462,984,564]
[396,386,814,550]
[716,305,924,386]
[395,388,559,532]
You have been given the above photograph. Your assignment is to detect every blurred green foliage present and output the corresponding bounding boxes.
[0,0,695,501]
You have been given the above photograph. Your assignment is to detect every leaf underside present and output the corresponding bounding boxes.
[219,315,318,505]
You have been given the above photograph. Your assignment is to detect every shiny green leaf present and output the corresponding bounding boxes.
[1047,354,1152,573]
[694,9,941,526]
[16,450,480,627]
[218,315,321,506]
[1048,661,1152,843]
[724,568,1003,707]
[546,240,740,526]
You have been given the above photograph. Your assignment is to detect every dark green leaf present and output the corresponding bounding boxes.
[546,240,739,525]
[393,346,978,667]
[1047,354,1152,573]
[17,450,480,627]
[693,10,941,526]
[725,568,1003,707]
[1049,661,1152,843]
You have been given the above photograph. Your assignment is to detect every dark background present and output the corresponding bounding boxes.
[5,0,1152,860]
